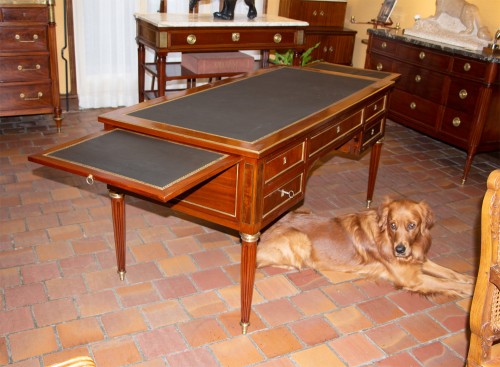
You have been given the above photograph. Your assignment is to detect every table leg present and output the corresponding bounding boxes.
[138,44,145,102]
[157,54,167,98]
[366,138,383,208]
[109,190,126,280]
[239,232,260,334]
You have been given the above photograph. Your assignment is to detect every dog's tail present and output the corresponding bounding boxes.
[256,229,312,270]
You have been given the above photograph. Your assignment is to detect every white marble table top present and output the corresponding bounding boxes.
[134,13,309,28]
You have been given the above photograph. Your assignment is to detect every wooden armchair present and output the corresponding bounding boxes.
[468,169,500,366]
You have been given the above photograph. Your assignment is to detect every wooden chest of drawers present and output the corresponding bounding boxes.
[0,0,62,131]
[365,29,500,184]
[279,0,356,65]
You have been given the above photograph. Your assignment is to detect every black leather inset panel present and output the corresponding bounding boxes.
[48,130,226,188]
[129,67,373,142]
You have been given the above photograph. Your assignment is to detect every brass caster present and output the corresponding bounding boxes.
[118,270,126,281]
[240,321,250,334]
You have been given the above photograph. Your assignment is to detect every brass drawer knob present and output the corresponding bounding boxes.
[17,64,41,71]
[414,75,421,82]
[273,33,282,44]
[312,10,317,16]
[419,51,426,60]
[381,42,387,49]
[410,102,417,110]
[376,62,383,71]
[232,33,240,42]
[459,89,468,99]
[319,10,325,16]
[452,117,461,127]
[15,34,38,42]
[186,34,196,45]
[463,63,471,71]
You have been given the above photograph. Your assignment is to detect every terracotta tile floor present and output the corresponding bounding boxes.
[1,110,499,367]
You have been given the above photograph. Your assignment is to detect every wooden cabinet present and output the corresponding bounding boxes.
[0,0,62,131]
[279,0,356,65]
[365,30,500,183]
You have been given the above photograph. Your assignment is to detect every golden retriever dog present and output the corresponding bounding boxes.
[257,199,475,298]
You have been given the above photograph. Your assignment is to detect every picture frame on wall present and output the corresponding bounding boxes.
[376,0,397,23]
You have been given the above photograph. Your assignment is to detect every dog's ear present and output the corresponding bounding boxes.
[377,199,391,230]
[418,201,435,232]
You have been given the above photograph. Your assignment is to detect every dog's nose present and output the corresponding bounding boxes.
[395,244,406,255]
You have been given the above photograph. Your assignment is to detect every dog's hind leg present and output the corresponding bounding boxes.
[256,229,312,270]
[422,260,475,284]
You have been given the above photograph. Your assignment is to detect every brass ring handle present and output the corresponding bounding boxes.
[419,51,426,60]
[312,10,317,16]
[19,91,43,100]
[86,174,94,185]
[328,46,334,52]
[452,117,461,127]
[410,102,417,110]
[186,34,196,45]
[376,62,383,71]
[18,64,41,71]
[279,189,295,199]
[232,32,240,42]
[463,63,471,71]
[320,10,325,16]
[15,34,38,42]
[273,33,282,44]
[459,89,468,99]
[415,75,421,82]
[323,46,327,53]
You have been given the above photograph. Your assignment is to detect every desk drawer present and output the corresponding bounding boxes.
[364,96,385,122]
[1,7,48,22]
[0,56,50,82]
[361,118,384,152]
[263,173,303,218]
[168,29,299,50]
[0,82,52,111]
[0,26,47,51]
[264,142,305,183]
[308,110,363,158]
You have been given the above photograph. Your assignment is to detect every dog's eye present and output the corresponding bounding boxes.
[390,223,397,231]
[407,223,416,230]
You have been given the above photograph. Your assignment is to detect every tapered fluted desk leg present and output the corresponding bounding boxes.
[109,190,126,281]
[239,232,260,334]
[366,139,383,209]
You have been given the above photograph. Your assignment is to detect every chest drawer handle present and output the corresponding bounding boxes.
[320,10,325,16]
[414,75,421,82]
[376,62,383,71]
[463,63,471,71]
[452,117,461,127]
[273,33,282,44]
[459,89,468,99]
[419,51,426,60]
[410,102,417,110]
[312,10,317,16]
[282,157,287,165]
[20,92,43,100]
[15,34,38,42]
[232,33,241,42]
[18,64,41,71]
[279,189,295,199]
[186,34,196,45]
[381,42,387,49]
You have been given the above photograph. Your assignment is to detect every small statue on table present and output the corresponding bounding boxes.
[189,0,257,20]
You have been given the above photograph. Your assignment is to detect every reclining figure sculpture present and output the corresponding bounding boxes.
[189,0,257,20]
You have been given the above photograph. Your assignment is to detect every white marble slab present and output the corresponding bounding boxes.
[134,13,309,28]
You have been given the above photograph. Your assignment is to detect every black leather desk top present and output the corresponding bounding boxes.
[47,130,227,189]
[129,67,374,142]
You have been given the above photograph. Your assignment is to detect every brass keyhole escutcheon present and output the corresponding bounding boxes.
[232,33,240,42]
[452,117,461,127]
[273,33,282,44]
[459,89,468,99]
[186,34,196,45]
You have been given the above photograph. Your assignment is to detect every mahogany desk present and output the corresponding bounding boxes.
[135,13,308,101]
[29,64,398,333]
